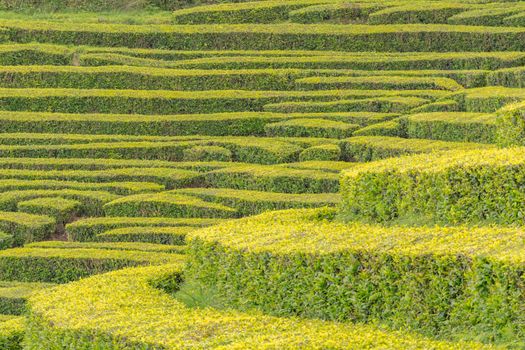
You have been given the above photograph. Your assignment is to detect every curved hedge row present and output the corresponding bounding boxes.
[25,264,495,349]
[340,147,525,225]
[187,208,524,345]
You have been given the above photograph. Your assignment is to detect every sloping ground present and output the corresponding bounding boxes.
[0,0,521,348]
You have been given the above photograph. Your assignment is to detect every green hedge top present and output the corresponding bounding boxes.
[188,208,523,264]
[25,264,494,349]
[340,146,525,224]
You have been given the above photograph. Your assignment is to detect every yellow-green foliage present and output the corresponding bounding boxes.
[173,187,340,216]
[0,281,54,315]
[0,211,55,246]
[265,118,359,139]
[96,226,195,245]
[103,192,238,218]
[340,147,525,225]
[0,245,184,283]
[17,197,81,224]
[204,164,340,193]
[66,216,224,242]
[25,264,495,349]
[339,135,492,162]
[187,208,524,344]
[404,112,497,143]
[0,316,24,350]
[296,76,463,91]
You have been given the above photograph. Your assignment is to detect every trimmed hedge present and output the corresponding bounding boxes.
[299,144,341,161]
[0,211,55,246]
[404,112,497,143]
[171,0,319,24]
[26,241,185,254]
[495,101,525,146]
[368,3,469,25]
[173,188,339,216]
[0,316,23,350]
[25,264,495,349]
[7,20,525,52]
[0,245,183,283]
[0,138,301,164]
[280,160,354,173]
[0,281,53,315]
[17,197,81,224]
[103,192,238,218]
[340,146,525,225]
[0,231,14,250]
[289,3,378,24]
[182,145,232,162]
[264,96,429,114]
[339,136,491,162]
[0,111,400,136]
[264,118,359,139]
[171,52,525,70]
[96,226,194,245]
[0,179,164,196]
[296,76,463,91]
[67,216,224,242]
[187,208,524,346]
[0,189,118,216]
[0,88,446,115]
[204,164,340,193]
[352,119,404,137]
[0,66,339,91]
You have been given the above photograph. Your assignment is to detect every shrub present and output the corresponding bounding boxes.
[182,145,232,162]
[299,144,341,161]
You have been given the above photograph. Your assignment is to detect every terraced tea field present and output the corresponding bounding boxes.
[0,0,522,348]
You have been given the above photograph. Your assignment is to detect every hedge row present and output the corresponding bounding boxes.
[0,189,117,216]
[7,20,525,52]
[0,139,300,164]
[264,96,429,114]
[280,160,353,173]
[264,118,359,139]
[170,52,525,70]
[0,66,350,91]
[495,101,525,146]
[96,226,194,245]
[0,167,202,189]
[204,164,340,193]
[103,192,238,219]
[0,281,53,315]
[338,136,491,162]
[368,3,469,25]
[0,111,398,136]
[17,197,81,224]
[173,188,339,216]
[0,211,55,246]
[340,147,525,225]
[0,88,448,115]
[451,86,525,113]
[25,264,494,349]
[299,144,341,161]
[26,241,185,254]
[289,3,379,24]
[0,245,183,283]
[171,0,323,24]
[0,136,300,165]
[0,316,23,350]
[352,119,404,138]
[66,216,223,242]
[403,112,497,143]
[187,208,524,346]
[296,76,463,91]
[0,179,164,196]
